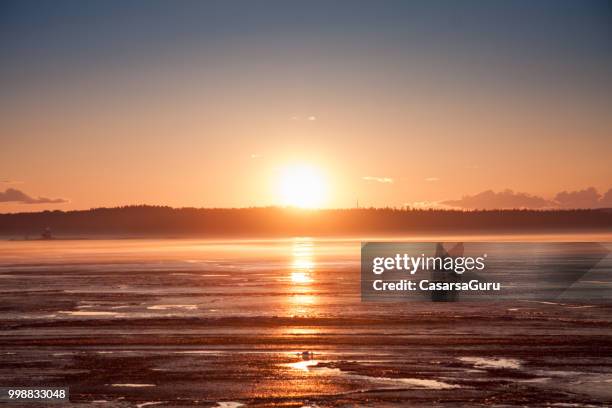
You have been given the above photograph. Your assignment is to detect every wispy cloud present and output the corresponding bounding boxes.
[425,177,439,182]
[363,176,394,184]
[289,115,317,121]
[0,179,24,185]
[250,153,262,159]
[408,201,454,210]
[0,188,67,204]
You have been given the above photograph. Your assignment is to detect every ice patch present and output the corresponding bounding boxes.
[283,360,457,389]
[111,384,155,387]
[59,311,119,316]
[147,304,198,310]
[519,377,551,383]
[359,376,458,389]
[136,402,163,408]
[459,357,521,370]
[535,370,582,377]
[174,350,224,355]
[215,402,244,408]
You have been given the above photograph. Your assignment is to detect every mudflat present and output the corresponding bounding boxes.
[1,238,611,407]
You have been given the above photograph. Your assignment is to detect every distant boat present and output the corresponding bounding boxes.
[40,227,53,240]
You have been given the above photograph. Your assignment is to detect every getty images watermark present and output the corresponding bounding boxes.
[361,242,611,302]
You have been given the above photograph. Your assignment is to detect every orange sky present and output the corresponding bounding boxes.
[1,2,611,212]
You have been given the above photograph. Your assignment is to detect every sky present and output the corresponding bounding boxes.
[1,0,611,212]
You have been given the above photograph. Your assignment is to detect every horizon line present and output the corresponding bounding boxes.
[2,204,612,216]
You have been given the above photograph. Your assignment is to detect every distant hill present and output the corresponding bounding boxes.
[0,205,611,237]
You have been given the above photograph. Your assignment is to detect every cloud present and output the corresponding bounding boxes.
[600,188,612,208]
[443,189,554,210]
[363,176,394,184]
[0,188,67,204]
[250,153,262,159]
[439,187,612,210]
[554,187,601,209]
[408,201,455,210]
[0,179,23,184]
[289,115,317,121]
[425,177,439,182]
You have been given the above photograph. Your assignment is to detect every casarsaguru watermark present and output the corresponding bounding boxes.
[372,279,500,292]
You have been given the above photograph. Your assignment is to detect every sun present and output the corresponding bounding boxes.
[278,164,327,208]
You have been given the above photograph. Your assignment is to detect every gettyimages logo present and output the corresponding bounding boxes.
[361,242,611,302]
[372,245,487,275]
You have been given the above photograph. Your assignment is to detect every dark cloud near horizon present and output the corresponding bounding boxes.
[0,188,67,204]
[601,189,612,207]
[555,187,601,209]
[443,189,554,210]
[443,187,612,210]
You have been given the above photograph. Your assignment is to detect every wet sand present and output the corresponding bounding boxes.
[1,238,612,407]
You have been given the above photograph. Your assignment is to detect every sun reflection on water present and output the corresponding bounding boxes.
[290,271,312,284]
[290,294,316,305]
[286,238,317,316]
[285,359,319,372]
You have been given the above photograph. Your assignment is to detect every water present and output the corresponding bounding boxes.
[1,236,611,406]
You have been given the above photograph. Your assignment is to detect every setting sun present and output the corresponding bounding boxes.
[278,165,327,208]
